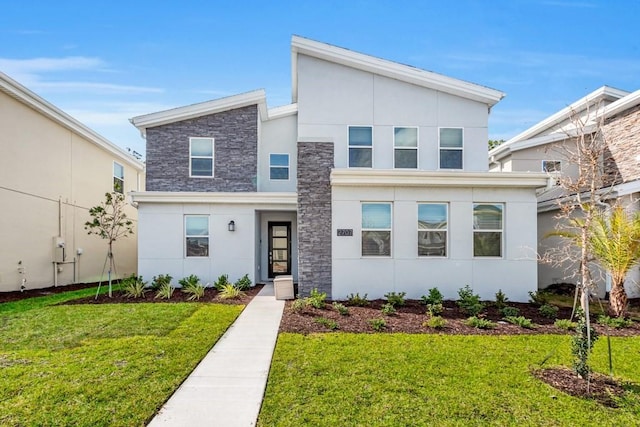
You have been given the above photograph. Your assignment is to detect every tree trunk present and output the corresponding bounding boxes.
[609,282,628,318]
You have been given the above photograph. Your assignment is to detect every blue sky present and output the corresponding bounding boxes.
[2,0,639,157]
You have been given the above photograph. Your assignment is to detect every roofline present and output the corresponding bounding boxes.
[601,88,640,119]
[130,89,268,135]
[291,35,505,107]
[267,103,297,120]
[0,72,144,171]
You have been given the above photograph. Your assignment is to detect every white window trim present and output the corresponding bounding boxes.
[184,215,210,258]
[542,160,562,173]
[472,202,504,259]
[361,202,392,258]
[393,126,419,169]
[113,161,124,194]
[438,127,464,170]
[269,153,290,181]
[417,202,448,258]
[348,125,374,169]
[189,137,215,178]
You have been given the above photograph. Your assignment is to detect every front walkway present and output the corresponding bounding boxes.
[148,284,285,426]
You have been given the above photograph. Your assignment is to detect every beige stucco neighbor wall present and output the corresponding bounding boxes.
[0,89,144,292]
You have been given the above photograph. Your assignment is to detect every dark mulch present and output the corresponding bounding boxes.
[0,282,100,304]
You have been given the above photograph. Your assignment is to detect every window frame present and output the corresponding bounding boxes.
[348,126,373,168]
[417,203,448,258]
[361,202,392,257]
[184,215,210,258]
[438,127,464,170]
[113,161,124,194]
[542,160,562,173]
[189,137,214,178]
[472,203,504,258]
[269,153,290,181]
[393,126,419,169]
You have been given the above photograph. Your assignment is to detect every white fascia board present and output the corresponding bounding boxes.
[331,169,549,189]
[0,72,145,171]
[130,89,267,134]
[130,191,298,205]
[601,89,640,119]
[291,35,504,106]
[489,128,595,163]
[267,103,298,120]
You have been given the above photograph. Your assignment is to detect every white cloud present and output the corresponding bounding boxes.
[0,56,105,74]
[35,81,163,94]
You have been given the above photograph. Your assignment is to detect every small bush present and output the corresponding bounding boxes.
[181,277,205,301]
[464,316,496,329]
[539,304,559,319]
[122,275,147,298]
[421,287,444,305]
[291,298,307,312]
[554,319,577,330]
[332,302,349,316]
[218,284,245,300]
[381,303,397,316]
[151,274,172,291]
[426,303,444,316]
[500,306,520,318]
[423,316,447,329]
[597,315,633,329]
[315,317,339,331]
[308,288,327,309]
[494,289,508,309]
[234,274,252,291]
[155,282,175,299]
[369,318,386,332]
[528,290,550,306]
[457,285,484,316]
[179,274,200,288]
[505,316,536,329]
[384,291,406,307]
[213,274,230,291]
[346,293,369,306]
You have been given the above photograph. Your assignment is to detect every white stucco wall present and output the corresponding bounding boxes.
[258,113,298,192]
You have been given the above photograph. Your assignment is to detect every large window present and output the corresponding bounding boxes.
[185,215,209,257]
[439,128,463,169]
[362,203,391,256]
[270,153,289,180]
[190,137,214,177]
[473,203,503,257]
[113,162,124,193]
[349,126,373,168]
[394,127,418,169]
[418,203,447,257]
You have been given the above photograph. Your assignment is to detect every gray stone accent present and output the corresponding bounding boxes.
[297,141,333,298]
[145,105,258,192]
[603,104,640,185]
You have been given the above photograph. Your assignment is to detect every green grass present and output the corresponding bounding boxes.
[259,334,640,426]
[0,299,243,426]
[0,285,115,316]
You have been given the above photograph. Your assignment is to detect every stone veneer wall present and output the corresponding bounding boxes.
[604,103,640,184]
[297,141,333,297]
[145,104,258,192]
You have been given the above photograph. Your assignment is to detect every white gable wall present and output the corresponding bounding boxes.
[258,113,298,192]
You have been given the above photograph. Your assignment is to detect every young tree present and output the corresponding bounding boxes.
[85,192,134,297]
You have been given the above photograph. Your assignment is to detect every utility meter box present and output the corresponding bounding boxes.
[53,236,66,262]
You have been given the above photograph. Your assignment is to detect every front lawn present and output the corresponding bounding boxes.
[259,334,640,426]
[0,297,243,426]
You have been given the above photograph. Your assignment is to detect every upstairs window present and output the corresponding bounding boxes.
[473,203,503,257]
[439,128,463,169]
[418,203,447,257]
[394,127,418,169]
[362,203,391,256]
[542,160,561,173]
[185,215,209,257]
[348,126,373,168]
[113,162,124,193]
[270,154,290,180]
[190,137,214,177]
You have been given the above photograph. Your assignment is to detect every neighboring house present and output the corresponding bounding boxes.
[0,72,145,292]
[489,86,640,298]
[131,36,547,301]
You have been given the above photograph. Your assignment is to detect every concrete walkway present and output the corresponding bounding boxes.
[148,284,284,427]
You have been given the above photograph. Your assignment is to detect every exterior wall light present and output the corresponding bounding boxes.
[228,220,236,232]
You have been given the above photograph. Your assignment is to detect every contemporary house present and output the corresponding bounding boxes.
[0,72,144,292]
[489,86,640,298]
[131,36,548,301]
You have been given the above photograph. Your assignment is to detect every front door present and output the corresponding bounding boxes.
[268,222,291,278]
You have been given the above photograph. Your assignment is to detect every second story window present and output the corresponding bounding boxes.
[113,162,124,193]
[270,154,290,180]
[348,126,372,168]
[394,127,418,169]
[190,137,214,177]
[542,160,561,173]
[439,128,463,169]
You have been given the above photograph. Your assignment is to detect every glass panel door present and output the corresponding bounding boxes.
[268,222,291,277]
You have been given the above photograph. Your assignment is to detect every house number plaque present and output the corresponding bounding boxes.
[337,229,353,237]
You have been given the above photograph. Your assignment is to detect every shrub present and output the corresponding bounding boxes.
[234,274,252,291]
[554,319,577,330]
[597,315,633,329]
[572,309,599,380]
[155,282,175,299]
[179,274,200,288]
[500,306,520,318]
[181,277,205,301]
[332,302,349,316]
[122,275,147,298]
[464,316,496,329]
[423,316,447,329]
[384,291,406,307]
[426,303,443,316]
[218,284,246,300]
[505,316,536,329]
[346,293,369,307]
[315,317,339,331]
[381,303,397,316]
[291,298,307,312]
[494,289,508,309]
[457,285,484,316]
[539,304,559,319]
[151,274,172,291]
[213,274,230,291]
[368,318,386,332]
[308,288,327,309]
[528,290,550,306]
[421,287,444,305]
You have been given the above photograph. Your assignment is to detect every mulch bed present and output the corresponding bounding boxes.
[0,282,100,304]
